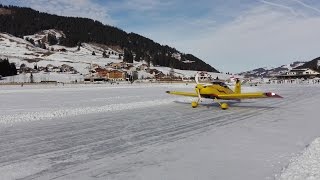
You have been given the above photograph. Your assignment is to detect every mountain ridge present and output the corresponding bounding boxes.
[238,57,320,78]
[0,30,229,84]
[238,61,306,78]
[0,5,218,72]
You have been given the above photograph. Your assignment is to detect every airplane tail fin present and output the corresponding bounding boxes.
[234,79,241,94]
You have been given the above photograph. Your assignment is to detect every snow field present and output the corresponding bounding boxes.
[0,83,319,180]
[278,137,320,180]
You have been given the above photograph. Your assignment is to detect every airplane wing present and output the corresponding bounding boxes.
[166,91,282,99]
[217,92,282,99]
[166,91,198,97]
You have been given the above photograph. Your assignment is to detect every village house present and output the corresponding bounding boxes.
[147,68,160,75]
[60,64,75,73]
[107,62,129,69]
[95,68,109,79]
[94,68,126,81]
[276,68,320,79]
[137,64,149,71]
[108,69,126,81]
[124,64,135,70]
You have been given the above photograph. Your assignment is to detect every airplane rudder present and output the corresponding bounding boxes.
[234,81,241,94]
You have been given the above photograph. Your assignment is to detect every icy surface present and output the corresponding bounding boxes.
[278,138,320,180]
[0,84,319,179]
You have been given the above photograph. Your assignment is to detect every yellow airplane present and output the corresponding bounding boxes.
[166,73,282,110]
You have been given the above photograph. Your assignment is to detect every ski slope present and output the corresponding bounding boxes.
[0,83,319,179]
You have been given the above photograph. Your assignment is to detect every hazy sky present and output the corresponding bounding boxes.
[1,0,320,72]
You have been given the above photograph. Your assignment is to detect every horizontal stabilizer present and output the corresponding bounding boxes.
[218,92,283,99]
[166,91,198,97]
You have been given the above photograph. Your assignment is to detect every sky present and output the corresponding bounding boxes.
[1,0,320,72]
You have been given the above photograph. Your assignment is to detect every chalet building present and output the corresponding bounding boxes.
[148,68,161,75]
[95,68,109,78]
[107,62,129,69]
[124,64,135,70]
[60,64,75,72]
[276,68,320,79]
[154,72,166,79]
[108,70,126,81]
[137,64,149,71]
[94,68,126,81]
[84,77,105,82]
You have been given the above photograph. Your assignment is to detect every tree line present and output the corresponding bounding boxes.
[0,58,17,77]
[0,5,218,72]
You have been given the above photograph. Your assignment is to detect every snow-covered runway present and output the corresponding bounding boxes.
[0,83,319,179]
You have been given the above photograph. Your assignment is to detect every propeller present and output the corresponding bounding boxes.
[196,86,202,102]
[195,72,206,102]
[195,73,200,85]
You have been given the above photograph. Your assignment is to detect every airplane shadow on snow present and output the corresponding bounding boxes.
[173,100,277,110]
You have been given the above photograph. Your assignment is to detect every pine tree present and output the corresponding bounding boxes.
[102,51,108,58]
[47,33,58,45]
[0,58,17,76]
[123,49,133,63]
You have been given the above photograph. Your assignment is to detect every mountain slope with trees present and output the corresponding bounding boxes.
[238,56,320,78]
[0,5,218,72]
[295,57,320,71]
[238,61,306,78]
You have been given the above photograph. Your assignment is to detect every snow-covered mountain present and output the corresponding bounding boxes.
[0,5,218,73]
[238,61,306,78]
[0,30,123,75]
[0,31,228,83]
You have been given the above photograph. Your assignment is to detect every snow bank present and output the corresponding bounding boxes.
[0,98,184,125]
[278,138,320,180]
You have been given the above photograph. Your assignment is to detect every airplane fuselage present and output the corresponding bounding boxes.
[196,84,234,99]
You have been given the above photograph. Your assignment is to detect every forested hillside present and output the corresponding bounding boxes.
[0,5,218,72]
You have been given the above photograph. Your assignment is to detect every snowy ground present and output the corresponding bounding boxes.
[0,83,319,179]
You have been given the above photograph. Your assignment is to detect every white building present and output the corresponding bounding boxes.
[277,68,320,79]
[286,68,319,76]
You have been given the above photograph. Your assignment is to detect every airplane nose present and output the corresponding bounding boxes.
[265,92,283,98]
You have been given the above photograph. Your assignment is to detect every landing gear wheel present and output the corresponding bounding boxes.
[220,103,229,110]
[191,101,198,108]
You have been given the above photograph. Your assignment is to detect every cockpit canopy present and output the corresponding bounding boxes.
[211,80,229,88]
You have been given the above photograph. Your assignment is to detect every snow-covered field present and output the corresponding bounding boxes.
[0,83,319,179]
